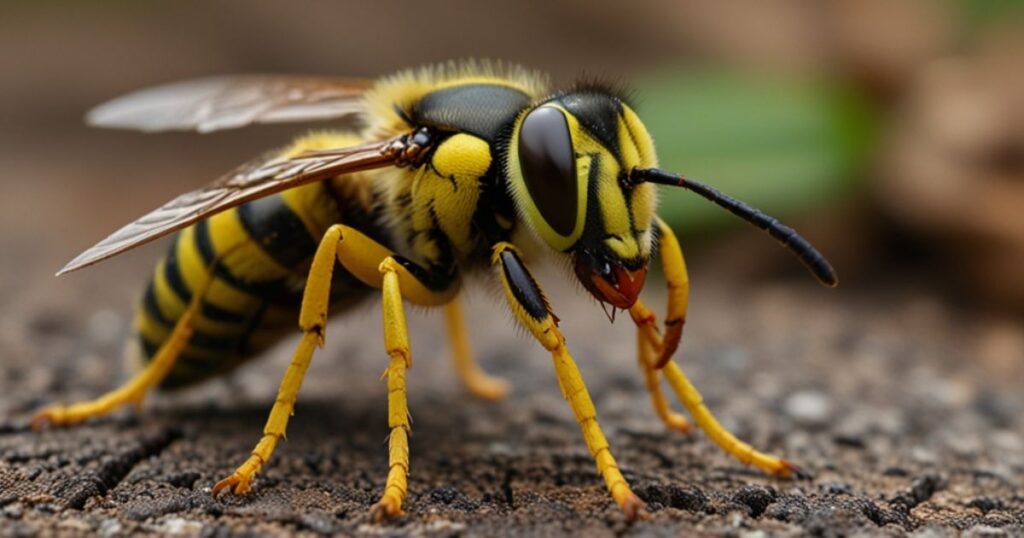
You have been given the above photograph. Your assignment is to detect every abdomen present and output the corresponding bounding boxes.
[133,132,388,388]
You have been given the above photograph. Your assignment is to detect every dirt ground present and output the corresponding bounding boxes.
[1,236,1023,537]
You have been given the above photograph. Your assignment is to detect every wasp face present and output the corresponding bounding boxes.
[507,91,659,309]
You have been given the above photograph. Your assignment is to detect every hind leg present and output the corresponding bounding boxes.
[445,300,510,401]
[31,258,221,427]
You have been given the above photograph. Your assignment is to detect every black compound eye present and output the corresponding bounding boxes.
[518,106,578,236]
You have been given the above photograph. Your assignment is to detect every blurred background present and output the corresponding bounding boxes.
[1,1,1022,380]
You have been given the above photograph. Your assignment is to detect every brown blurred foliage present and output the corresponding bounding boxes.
[882,34,1024,308]
[1,0,1021,313]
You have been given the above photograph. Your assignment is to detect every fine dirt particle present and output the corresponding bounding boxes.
[636,483,708,513]
[730,485,777,517]
[1,255,1023,535]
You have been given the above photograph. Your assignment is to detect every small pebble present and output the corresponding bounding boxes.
[963,525,1007,537]
[783,390,832,427]
[2,503,23,519]
[967,497,1003,514]
[98,519,122,538]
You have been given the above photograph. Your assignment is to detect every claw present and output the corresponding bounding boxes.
[467,376,512,401]
[665,413,693,434]
[620,492,648,521]
[212,472,254,497]
[777,459,813,480]
[129,395,146,413]
[30,406,71,429]
[29,411,54,431]
[370,497,403,523]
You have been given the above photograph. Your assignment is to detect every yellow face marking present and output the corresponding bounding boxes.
[594,158,639,259]
[509,101,662,258]
[621,105,658,168]
[620,104,659,257]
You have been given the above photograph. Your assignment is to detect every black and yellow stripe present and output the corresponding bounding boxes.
[136,170,386,388]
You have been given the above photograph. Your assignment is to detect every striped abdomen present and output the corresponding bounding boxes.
[133,134,388,388]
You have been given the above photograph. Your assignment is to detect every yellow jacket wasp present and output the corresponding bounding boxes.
[33,61,837,520]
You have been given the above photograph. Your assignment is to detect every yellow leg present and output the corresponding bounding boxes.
[492,242,644,519]
[444,300,510,401]
[211,223,456,499]
[637,326,691,433]
[212,225,344,496]
[661,360,802,477]
[653,218,689,368]
[30,251,221,428]
[371,258,413,521]
[631,300,801,477]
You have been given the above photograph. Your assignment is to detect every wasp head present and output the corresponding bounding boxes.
[506,90,658,310]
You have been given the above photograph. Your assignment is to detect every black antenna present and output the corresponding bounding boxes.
[633,167,838,287]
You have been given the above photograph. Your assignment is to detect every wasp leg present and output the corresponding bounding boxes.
[652,217,689,369]
[631,301,803,478]
[212,224,456,501]
[212,224,344,497]
[30,252,223,428]
[662,358,804,477]
[491,242,645,520]
[445,300,510,401]
[371,258,413,521]
[635,312,691,433]
[329,225,456,520]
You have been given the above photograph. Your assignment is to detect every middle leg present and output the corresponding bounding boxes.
[329,224,459,520]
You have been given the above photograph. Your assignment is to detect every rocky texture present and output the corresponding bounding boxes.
[2,262,1022,536]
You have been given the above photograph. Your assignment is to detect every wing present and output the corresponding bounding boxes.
[58,133,416,276]
[86,75,372,133]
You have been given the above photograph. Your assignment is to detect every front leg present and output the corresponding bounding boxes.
[629,218,803,478]
[651,217,689,368]
[491,242,645,519]
[633,309,691,433]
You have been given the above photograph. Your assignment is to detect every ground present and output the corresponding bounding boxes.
[1,244,1022,537]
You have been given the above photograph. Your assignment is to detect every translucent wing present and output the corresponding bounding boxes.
[86,75,372,133]
[58,133,415,276]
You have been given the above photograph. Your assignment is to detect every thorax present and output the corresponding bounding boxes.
[372,81,531,273]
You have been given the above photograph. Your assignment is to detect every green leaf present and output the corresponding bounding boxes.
[635,70,875,236]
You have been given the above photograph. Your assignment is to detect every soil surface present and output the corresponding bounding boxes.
[1,243,1023,537]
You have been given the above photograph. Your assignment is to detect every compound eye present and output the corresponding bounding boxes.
[518,106,577,237]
